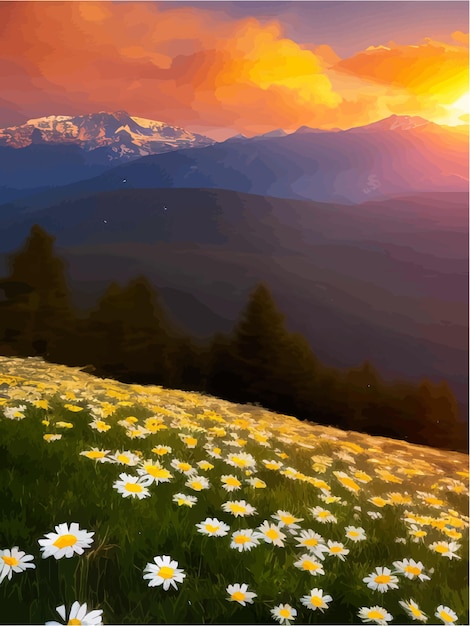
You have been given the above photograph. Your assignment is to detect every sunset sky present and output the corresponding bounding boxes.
[1,1,468,140]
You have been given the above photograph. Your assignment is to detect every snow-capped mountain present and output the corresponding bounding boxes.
[0,111,215,161]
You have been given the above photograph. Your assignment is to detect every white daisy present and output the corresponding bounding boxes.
[310,506,337,524]
[196,517,230,537]
[45,601,103,625]
[300,588,333,612]
[221,500,257,517]
[0,547,35,583]
[271,603,297,625]
[225,452,257,470]
[3,405,27,420]
[114,472,151,498]
[271,510,303,533]
[363,567,399,593]
[435,605,458,624]
[358,605,393,625]
[143,555,186,591]
[226,583,257,606]
[230,529,263,552]
[38,523,94,560]
[79,448,111,463]
[398,599,428,623]
[221,474,243,492]
[137,461,172,485]
[295,530,329,560]
[172,493,197,507]
[326,540,349,561]
[185,475,210,492]
[257,521,286,547]
[170,459,197,475]
[107,450,140,466]
[294,554,325,576]
[344,525,367,542]
[392,559,430,581]
[428,541,461,559]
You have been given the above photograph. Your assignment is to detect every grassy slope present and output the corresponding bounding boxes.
[0,356,468,625]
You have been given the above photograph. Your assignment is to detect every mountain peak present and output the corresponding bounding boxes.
[349,114,432,133]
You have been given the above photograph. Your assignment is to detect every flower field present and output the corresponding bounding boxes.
[0,356,468,625]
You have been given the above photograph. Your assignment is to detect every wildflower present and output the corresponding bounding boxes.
[221,500,257,517]
[271,603,297,625]
[230,529,263,552]
[170,459,196,475]
[0,547,35,583]
[137,461,172,485]
[80,448,110,463]
[294,554,325,576]
[392,559,430,581]
[271,510,303,533]
[435,605,458,624]
[226,583,257,606]
[368,497,389,508]
[55,421,74,429]
[185,475,210,492]
[257,521,286,547]
[300,588,333,612]
[44,434,62,443]
[89,419,111,433]
[334,471,361,493]
[180,434,198,448]
[225,452,256,470]
[126,426,149,439]
[407,524,427,542]
[399,599,428,622]
[113,473,151,499]
[358,605,393,625]
[221,474,242,492]
[310,506,337,524]
[206,445,223,459]
[38,523,94,560]
[108,450,140,466]
[367,511,383,520]
[344,526,367,542]
[197,460,214,471]
[45,602,103,626]
[263,459,283,470]
[196,518,230,537]
[326,540,349,561]
[172,493,197,507]
[353,470,372,483]
[363,567,399,593]
[428,541,461,559]
[151,445,172,456]
[295,530,329,560]
[143,555,186,591]
[246,477,266,489]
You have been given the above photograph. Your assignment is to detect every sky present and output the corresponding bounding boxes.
[0,1,468,140]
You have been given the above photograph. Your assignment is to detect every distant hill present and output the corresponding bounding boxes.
[0,187,467,413]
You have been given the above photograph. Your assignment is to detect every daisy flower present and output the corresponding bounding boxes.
[300,588,333,612]
[358,605,393,625]
[151,445,172,456]
[221,474,243,492]
[55,421,74,429]
[333,471,361,493]
[326,540,349,561]
[170,459,197,475]
[310,506,337,524]
[185,475,210,492]
[271,510,304,533]
[3,405,27,420]
[226,583,257,606]
[345,526,367,542]
[143,555,186,591]
[197,460,214,471]
[225,452,257,470]
[392,559,430,581]
[89,419,111,433]
[367,511,383,520]
[407,524,427,542]
[108,450,140,466]
[44,434,62,443]
[428,541,461,559]
[172,493,197,507]
[0,547,35,583]
[399,599,428,623]
[294,554,325,576]
[271,603,297,625]
[295,530,329,560]
[137,461,173,485]
[221,500,257,517]
[262,459,283,470]
[38,523,94,560]
[246,477,267,489]
[257,521,286,547]
[79,448,110,463]
[363,567,399,593]
[230,529,263,552]
[45,601,103,625]
[196,517,230,537]
[113,473,151,499]
[435,605,458,624]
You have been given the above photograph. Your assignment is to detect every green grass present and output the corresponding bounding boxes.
[0,356,468,625]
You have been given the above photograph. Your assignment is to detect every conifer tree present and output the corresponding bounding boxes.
[0,225,76,359]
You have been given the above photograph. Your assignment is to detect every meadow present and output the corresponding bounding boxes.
[0,356,468,625]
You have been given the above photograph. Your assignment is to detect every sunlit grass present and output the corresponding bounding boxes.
[0,356,468,625]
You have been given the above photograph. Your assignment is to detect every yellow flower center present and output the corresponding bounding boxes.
[206,524,219,533]
[405,565,421,575]
[232,591,245,602]
[158,566,174,579]
[330,545,343,553]
[280,515,295,524]
[368,610,385,619]
[145,466,168,478]
[125,482,143,493]
[413,530,427,537]
[191,481,203,491]
[411,606,422,617]
[185,437,197,447]
[2,555,19,567]
[231,504,246,513]
[235,535,250,544]
[348,531,359,537]
[435,545,448,553]
[303,537,319,546]
[231,457,248,467]
[225,477,241,486]
[179,463,191,472]
[213,448,221,455]
[302,560,318,571]
[53,534,77,549]
[266,529,279,540]
[375,574,391,584]
[318,511,330,518]
[117,455,130,464]
[68,620,81,625]
[311,596,323,607]
[86,451,105,459]
[279,609,290,618]
[439,610,455,623]
[339,476,360,491]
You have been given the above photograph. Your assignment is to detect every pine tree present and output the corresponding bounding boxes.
[0,225,76,359]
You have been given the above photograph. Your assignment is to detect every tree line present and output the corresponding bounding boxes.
[0,225,467,453]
